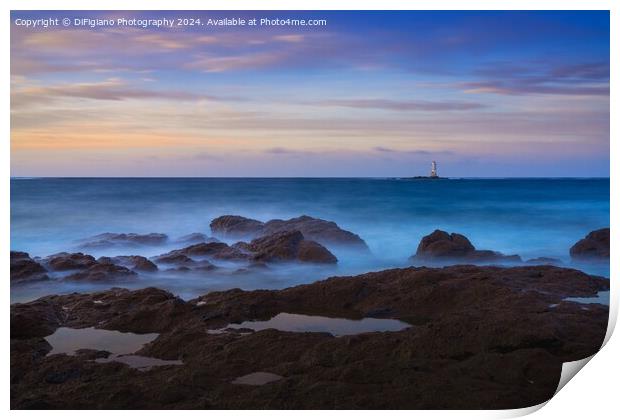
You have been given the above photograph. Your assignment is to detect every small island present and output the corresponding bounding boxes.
[401,161,447,179]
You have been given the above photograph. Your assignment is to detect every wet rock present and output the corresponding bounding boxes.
[98,255,158,272]
[11,300,63,339]
[80,233,168,249]
[74,349,112,360]
[570,228,610,260]
[263,215,368,249]
[176,233,220,245]
[210,215,265,238]
[11,265,609,409]
[526,257,563,265]
[412,230,521,263]
[165,266,192,273]
[154,254,194,265]
[10,251,48,283]
[246,230,337,264]
[63,263,137,282]
[177,242,230,256]
[210,214,368,249]
[157,242,251,263]
[45,252,97,271]
[194,263,218,271]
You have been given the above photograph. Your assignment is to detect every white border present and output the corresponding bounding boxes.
[3,1,616,419]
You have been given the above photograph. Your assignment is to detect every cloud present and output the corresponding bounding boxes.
[373,147,455,155]
[311,98,487,111]
[462,60,610,96]
[11,78,243,108]
[273,34,305,43]
[263,147,300,154]
[186,52,286,73]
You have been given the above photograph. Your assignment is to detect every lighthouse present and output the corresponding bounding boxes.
[430,161,438,178]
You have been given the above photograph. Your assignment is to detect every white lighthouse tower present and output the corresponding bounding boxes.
[430,161,438,178]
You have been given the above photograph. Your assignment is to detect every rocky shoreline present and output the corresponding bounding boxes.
[11,264,609,409]
[10,218,610,409]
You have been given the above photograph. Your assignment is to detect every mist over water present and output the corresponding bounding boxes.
[10,178,610,303]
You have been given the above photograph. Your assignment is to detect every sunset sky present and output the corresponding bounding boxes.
[10,11,610,177]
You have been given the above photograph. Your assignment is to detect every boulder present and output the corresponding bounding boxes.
[570,228,610,260]
[246,230,337,264]
[176,233,220,245]
[79,233,168,249]
[45,252,97,271]
[156,242,251,263]
[413,230,521,263]
[526,257,563,265]
[415,230,474,258]
[210,214,368,249]
[209,215,265,238]
[263,215,368,249]
[97,256,158,272]
[153,254,195,265]
[63,263,137,282]
[10,251,48,283]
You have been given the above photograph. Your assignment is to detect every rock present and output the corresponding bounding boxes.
[45,252,98,271]
[98,256,158,272]
[210,214,368,249]
[209,215,265,238]
[63,263,137,282]
[176,242,230,256]
[194,263,218,271]
[569,228,610,260]
[413,230,522,263]
[246,230,337,264]
[79,233,168,249]
[156,242,251,263]
[526,257,563,265]
[153,254,194,265]
[263,215,368,249]
[10,265,608,409]
[415,230,474,258]
[176,233,220,245]
[10,251,48,283]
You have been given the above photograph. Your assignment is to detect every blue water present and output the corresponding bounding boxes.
[10,178,609,302]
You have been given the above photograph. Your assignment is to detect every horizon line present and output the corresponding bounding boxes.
[10,176,611,180]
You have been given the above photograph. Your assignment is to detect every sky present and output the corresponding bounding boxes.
[10,10,610,177]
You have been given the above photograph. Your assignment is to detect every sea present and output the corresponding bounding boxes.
[10,177,610,303]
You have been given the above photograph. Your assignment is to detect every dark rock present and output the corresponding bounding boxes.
[157,242,251,263]
[154,254,194,265]
[11,251,48,283]
[570,228,610,260]
[45,252,97,271]
[165,266,192,272]
[526,257,563,265]
[210,214,368,249]
[264,215,368,249]
[210,215,265,238]
[176,233,220,245]
[194,263,218,271]
[415,230,474,258]
[246,230,337,264]
[63,263,137,282]
[178,242,229,256]
[45,368,81,384]
[80,233,168,249]
[98,255,158,272]
[413,230,521,263]
[74,349,112,360]
[10,265,609,409]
